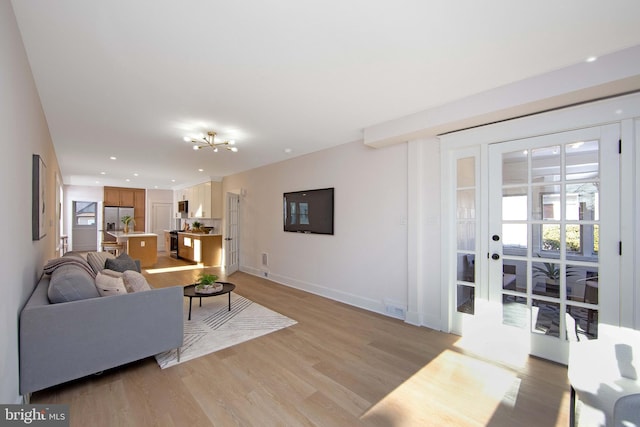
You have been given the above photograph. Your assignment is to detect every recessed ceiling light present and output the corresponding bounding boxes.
[100,172,106,175]
[586,56,597,63]
[125,179,130,182]
[198,168,204,172]
[133,173,139,177]
[171,179,176,182]
[110,156,117,160]
[284,148,293,154]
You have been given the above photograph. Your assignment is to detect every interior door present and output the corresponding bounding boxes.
[72,201,98,251]
[151,202,172,251]
[488,124,620,364]
[225,193,240,274]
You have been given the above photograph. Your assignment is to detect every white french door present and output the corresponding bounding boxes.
[488,124,620,363]
[452,124,620,364]
[225,192,240,274]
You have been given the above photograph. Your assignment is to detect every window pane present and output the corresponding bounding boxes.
[503,224,527,254]
[532,224,561,257]
[74,202,96,226]
[457,189,475,219]
[566,183,599,221]
[532,261,560,298]
[457,222,475,251]
[532,300,560,337]
[566,306,598,340]
[502,187,527,220]
[532,185,561,220]
[502,150,527,185]
[457,285,475,314]
[566,140,599,181]
[531,145,560,183]
[457,253,475,283]
[503,295,527,328]
[503,260,527,293]
[457,157,475,188]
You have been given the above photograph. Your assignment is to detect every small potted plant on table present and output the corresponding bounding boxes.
[121,215,135,233]
[195,273,221,294]
[192,221,202,232]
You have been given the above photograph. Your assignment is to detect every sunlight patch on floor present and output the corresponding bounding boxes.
[454,300,531,368]
[145,264,204,274]
[360,349,521,426]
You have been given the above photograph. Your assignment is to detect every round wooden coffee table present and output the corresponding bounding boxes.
[183,282,235,320]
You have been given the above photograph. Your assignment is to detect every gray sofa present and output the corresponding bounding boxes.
[20,253,184,396]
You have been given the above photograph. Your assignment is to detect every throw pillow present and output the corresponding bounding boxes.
[104,253,139,273]
[95,269,127,296]
[123,270,152,293]
[86,251,116,275]
[48,264,100,303]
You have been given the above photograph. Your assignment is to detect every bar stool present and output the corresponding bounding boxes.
[101,241,125,256]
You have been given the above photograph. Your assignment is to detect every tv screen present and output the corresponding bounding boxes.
[283,188,334,235]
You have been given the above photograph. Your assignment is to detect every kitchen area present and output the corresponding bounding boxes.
[101,182,223,268]
[164,180,223,267]
[102,186,158,267]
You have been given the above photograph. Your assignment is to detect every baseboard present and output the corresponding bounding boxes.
[241,266,392,319]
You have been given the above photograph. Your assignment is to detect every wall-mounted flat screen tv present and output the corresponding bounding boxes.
[283,187,334,235]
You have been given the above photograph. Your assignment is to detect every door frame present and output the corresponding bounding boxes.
[440,93,640,339]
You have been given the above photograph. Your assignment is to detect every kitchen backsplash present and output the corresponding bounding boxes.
[177,218,221,233]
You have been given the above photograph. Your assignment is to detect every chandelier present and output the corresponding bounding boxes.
[184,131,238,152]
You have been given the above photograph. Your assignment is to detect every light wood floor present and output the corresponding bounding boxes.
[32,253,571,426]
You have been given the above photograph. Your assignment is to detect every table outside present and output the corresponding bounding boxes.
[183,282,236,321]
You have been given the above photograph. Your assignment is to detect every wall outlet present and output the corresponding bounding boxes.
[140,241,145,247]
[262,271,269,278]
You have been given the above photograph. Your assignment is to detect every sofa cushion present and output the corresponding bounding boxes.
[95,269,127,296]
[123,270,152,293]
[105,253,140,273]
[86,251,115,275]
[48,264,100,303]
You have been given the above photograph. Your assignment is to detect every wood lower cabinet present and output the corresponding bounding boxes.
[177,233,222,266]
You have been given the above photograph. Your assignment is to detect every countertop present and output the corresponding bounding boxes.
[176,231,221,237]
[106,231,158,238]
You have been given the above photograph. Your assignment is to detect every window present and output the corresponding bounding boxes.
[74,201,96,226]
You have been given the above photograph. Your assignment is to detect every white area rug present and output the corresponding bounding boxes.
[155,293,297,369]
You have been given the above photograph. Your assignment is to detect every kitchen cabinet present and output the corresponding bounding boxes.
[181,181,222,219]
[104,187,120,206]
[133,189,145,232]
[164,231,171,252]
[120,189,135,207]
[104,186,146,231]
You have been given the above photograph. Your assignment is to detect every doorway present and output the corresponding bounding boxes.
[151,202,172,251]
[451,124,620,364]
[225,192,240,274]
[71,201,98,251]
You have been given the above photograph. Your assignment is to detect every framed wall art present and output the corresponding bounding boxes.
[32,154,47,240]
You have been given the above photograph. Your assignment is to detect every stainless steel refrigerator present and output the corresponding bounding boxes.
[104,207,135,231]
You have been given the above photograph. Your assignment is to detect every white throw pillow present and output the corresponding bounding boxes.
[123,270,152,293]
[95,269,127,296]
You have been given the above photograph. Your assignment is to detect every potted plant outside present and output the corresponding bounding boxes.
[121,215,135,233]
[195,273,221,294]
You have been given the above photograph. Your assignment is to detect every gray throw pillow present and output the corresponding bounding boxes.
[105,253,140,273]
[48,264,100,303]
[86,251,116,275]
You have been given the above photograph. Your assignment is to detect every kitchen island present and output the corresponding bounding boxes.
[105,231,158,267]
[177,232,222,266]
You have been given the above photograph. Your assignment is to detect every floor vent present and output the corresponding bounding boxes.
[383,299,406,319]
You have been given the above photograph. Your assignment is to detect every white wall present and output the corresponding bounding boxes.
[0,1,60,403]
[223,140,409,317]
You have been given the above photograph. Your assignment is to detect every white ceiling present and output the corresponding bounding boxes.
[11,0,640,189]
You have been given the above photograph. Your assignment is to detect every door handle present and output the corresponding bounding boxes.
[491,253,500,260]
[224,238,232,241]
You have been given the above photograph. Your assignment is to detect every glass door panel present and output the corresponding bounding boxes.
[488,125,619,364]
